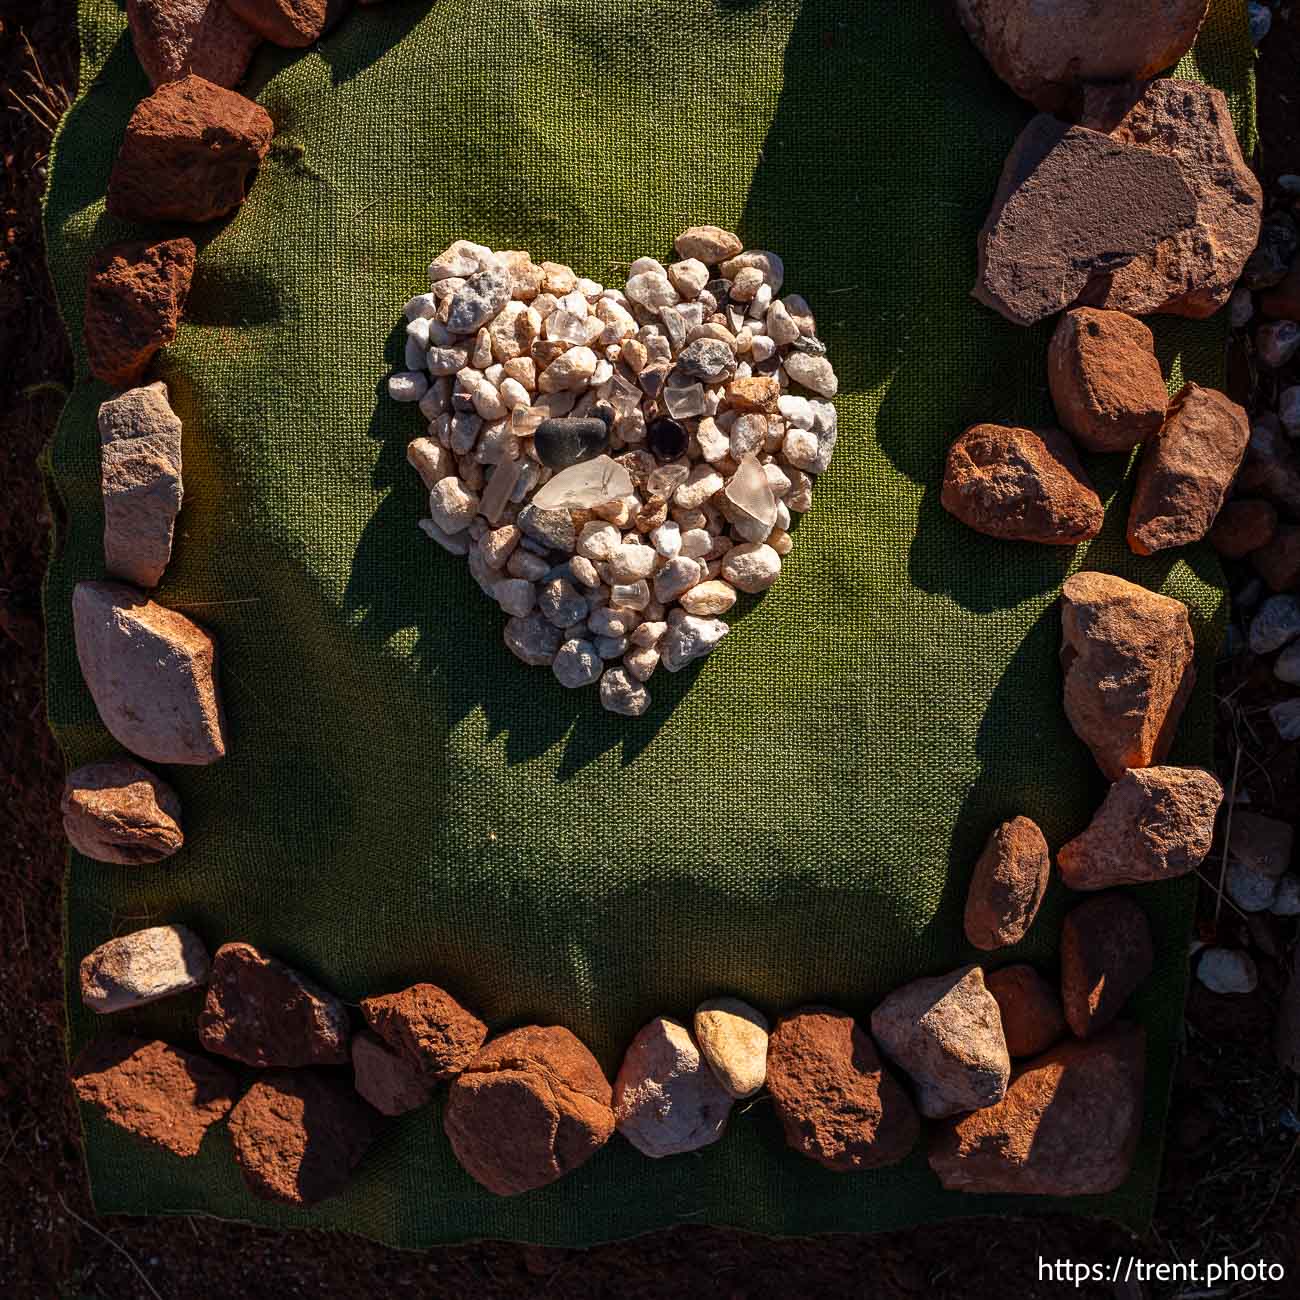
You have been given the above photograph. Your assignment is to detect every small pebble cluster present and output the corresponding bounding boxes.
[386,227,839,716]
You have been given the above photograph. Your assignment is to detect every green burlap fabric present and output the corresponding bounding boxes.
[45,0,1255,1245]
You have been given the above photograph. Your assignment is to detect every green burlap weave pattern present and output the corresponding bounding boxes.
[45,0,1254,1244]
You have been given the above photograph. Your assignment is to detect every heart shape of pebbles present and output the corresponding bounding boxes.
[387,226,840,717]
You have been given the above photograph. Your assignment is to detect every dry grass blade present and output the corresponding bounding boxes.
[5,31,71,144]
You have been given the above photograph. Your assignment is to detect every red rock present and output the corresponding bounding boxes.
[963,816,1051,950]
[84,238,195,390]
[360,983,487,1080]
[985,965,1066,1058]
[62,759,183,864]
[1237,416,1300,517]
[126,0,261,88]
[974,115,1196,327]
[1047,308,1167,454]
[71,1035,237,1157]
[107,74,273,223]
[1057,765,1224,891]
[443,1025,614,1196]
[1254,525,1300,593]
[228,1071,380,1205]
[72,581,227,766]
[940,424,1104,545]
[928,1025,1146,1195]
[1059,572,1196,781]
[1210,499,1278,559]
[1076,80,1262,318]
[954,0,1207,113]
[1060,895,1154,1038]
[765,1006,919,1172]
[351,1030,435,1116]
[198,942,350,1067]
[1258,257,1300,319]
[224,0,326,46]
[1127,384,1250,556]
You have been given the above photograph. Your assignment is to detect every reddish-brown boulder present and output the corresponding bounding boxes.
[1076,80,1262,318]
[1059,572,1196,781]
[107,74,273,223]
[70,1035,237,1157]
[929,1025,1146,1195]
[62,759,183,864]
[84,238,195,390]
[360,982,487,1081]
[1047,308,1167,453]
[198,942,350,1067]
[765,1006,919,1172]
[1127,384,1250,556]
[1058,765,1224,891]
[985,965,1066,1058]
[1060,895,1154,1038]
[224,0,326,46]
[953,0,1207,113]
[974,115,1196,327]
[963,816,1051,950]
[126,0,261,88]
[443,1025,614,1196]
[351,1030,435,1116]
[1255,526,1300,593]
[1210,499,1278,559]
[228,1071,380,1205]
[941,424,1103,545]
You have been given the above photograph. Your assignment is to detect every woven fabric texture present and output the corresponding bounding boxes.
[45,0,1254,1245]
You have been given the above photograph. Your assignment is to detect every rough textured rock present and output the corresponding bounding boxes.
[1047,308,1168,453]
[1210,498,1277,558]
[225,0,326,47]
[1127,384,1250,556]
[99,383,184,588]
[72,581,227,766]
[929,1025,1146,1195]
[1060,895,1154,1038]
[963,816,1051,950]
[228,1071,380,1205]
[985,965,1066,1058]
[954,0,1207,112]
[84,238,196,389]
[61,759,183,864]
[443,1025,614,1196]
[107,74,273,223]
[1076,79,1262,318]
[351,1030,435,1116]
[1058,765,1224,890]
[974,115,1197,327]
[693,997,769,1099]
[765,1006,919,1172]
[612,1017,734,1157]
[70,1035,237,1156]
[80,924,209,1013]
[941,424,1104,545]
[198,942,350,1066]
[126,0,261,87]
[359,983,487,1080]
[1059,571,1196,781]
[871,966,1011,1119]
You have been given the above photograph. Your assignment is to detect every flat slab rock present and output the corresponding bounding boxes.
[1058,765,1224,890]
[99,382,184,589]
[1060,895,1154,1038]
[963,815,1050,950]
[351,1029,435,1116]
[765,1005,919,1172]
[198,942,350,1067]
[72,581,227,766]
[71,1035,237,1157]
[985,964,1066,1059]
[359,982,487,1080]
[1059,571,1195,781]
[228,1071,380,1206]
[613,1016,734,1157]
[62,759,183,864]
[871,965,1011,1119]
[80,924,210,1014]
[929,1024,1146,1196]
[126,0,261,88]
[974,115,1197,327]
[444,1025,614,1196]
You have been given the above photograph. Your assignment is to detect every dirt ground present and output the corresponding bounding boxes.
[3,3,1300,1297]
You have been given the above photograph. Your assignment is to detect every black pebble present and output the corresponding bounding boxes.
[646,416,689,460]
[533,417,610,469]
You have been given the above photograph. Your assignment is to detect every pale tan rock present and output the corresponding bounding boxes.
[80,925,210,1013]
[674,226,743,265]
[693,997,769,1099]
[62,759,183,864]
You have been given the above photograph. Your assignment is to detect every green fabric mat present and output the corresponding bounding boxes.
[45,0,1254,1245]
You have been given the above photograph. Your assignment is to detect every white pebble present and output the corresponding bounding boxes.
[388,371,429,402]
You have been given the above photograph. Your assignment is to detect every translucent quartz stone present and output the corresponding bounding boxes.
[532,455,634,510]
[547,310,590,345]
[646,462,691,497]
[610,370,642,413]
[558,290,589,318]
[659,306,687,352]
[479,455,523,523]
[511,405,545,436]
[724,452,778,529]
[663,382,705,419]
